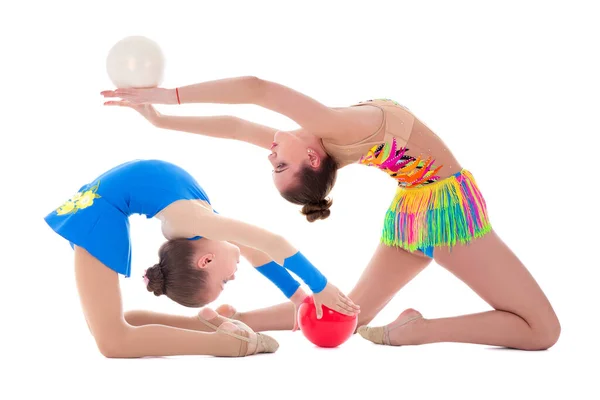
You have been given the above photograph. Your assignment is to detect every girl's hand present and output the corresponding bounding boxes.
[290,288,309,332]
[103,102,162,126]
[312,283,360,319]
[101,87,178,105]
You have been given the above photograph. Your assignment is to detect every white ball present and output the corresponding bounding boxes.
[106,36,165,88]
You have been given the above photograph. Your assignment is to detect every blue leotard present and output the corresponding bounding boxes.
[44,159,214,277]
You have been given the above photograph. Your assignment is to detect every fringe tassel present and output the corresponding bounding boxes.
[381,170,492,252]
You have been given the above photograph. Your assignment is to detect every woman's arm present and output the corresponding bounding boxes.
[177,76,346,134]
[155,114,277,150]
[102,102,277,150]
[103,76,354,136]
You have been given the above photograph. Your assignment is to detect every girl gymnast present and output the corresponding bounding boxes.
[101,76,560,350]
[44,158,358,358]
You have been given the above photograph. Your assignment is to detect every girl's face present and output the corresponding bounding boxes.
[268,130,323,193]
[195,241,240,303]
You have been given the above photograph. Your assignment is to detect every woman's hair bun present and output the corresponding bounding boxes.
[301,198,332,222]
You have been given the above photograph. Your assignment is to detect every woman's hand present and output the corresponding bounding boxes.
[101,87,178,105]
[103,102,162,126]
[312,283,360,319]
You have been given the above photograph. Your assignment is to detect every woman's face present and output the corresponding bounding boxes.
[268,130,322,193]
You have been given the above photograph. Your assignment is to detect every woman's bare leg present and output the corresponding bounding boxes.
[350,245,431,328]
[74,246,277,357]
[217,244,431,332]
[359,230,561,350]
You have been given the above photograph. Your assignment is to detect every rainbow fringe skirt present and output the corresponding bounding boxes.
[382,169,492,257]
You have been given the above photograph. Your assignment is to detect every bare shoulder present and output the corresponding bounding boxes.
[339,103,385,132]
[323,103,386,145]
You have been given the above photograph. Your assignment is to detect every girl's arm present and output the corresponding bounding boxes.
[189,210,359,317]
[234,241,308,302]
[233,241,273,267]
[198,211,297,266]
[196,211,324,298]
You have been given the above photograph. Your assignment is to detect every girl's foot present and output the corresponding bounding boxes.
[217,322,279,357]
[215,304,239,320]
[357,308,425,346]
[198,307,251,332]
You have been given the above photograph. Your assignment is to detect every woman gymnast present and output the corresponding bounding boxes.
[101,76,560,350]
[44,158,359,358]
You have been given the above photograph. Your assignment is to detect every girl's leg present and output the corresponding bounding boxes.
[217,302,295,332]
[74,246,277,358]
[217,243,432,332]
[359,230,561,350]
[124,309,234,332]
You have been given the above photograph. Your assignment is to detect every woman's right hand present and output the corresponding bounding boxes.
[103,101,162,126]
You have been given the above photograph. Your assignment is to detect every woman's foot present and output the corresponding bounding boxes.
[217,322,279,357]
[357,308,425,346]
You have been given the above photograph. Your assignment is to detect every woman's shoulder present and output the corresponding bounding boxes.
[347,98,413,125]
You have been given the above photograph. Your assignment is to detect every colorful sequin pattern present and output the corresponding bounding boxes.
[359,138,443,188]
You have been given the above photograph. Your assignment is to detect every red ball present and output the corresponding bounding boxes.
[297,296,358,348]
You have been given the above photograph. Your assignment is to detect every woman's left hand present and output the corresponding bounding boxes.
[101,87,178,105]
[103,102,162,126]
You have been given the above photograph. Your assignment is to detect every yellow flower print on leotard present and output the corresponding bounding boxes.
[56,181,101,216]
[56,200,76,215]
[76,190,100,210]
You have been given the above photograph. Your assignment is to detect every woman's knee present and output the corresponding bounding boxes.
[518,312,561,350]
[529,315,561,350]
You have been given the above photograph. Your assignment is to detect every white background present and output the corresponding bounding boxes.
[2,1,599,399]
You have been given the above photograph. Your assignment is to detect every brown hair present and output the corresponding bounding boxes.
[280,155,338,222]
[145,239,209,307]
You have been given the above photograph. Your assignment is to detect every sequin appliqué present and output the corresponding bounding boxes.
[359,138,443,187]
